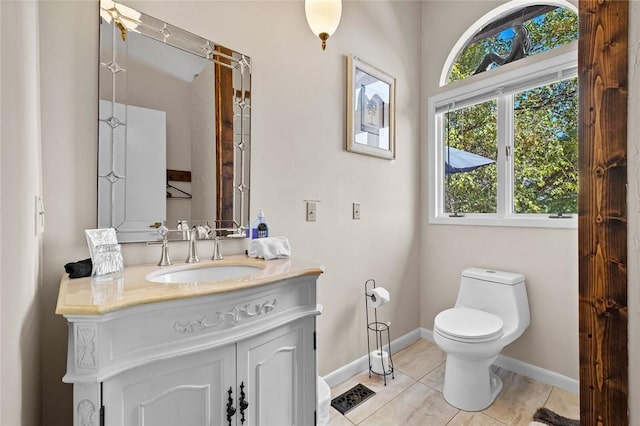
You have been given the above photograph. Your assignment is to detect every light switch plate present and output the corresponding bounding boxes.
[353,203,361,220]
[35,196,45,235]
[306,202,317,222]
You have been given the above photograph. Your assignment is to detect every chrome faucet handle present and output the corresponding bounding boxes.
[145,238,172,267]
[197,225,210,239]
[146,226,172,266]
[177,220,190,240]
[211,236,223,261]
[157,236,172,266]
[185,226,200,263]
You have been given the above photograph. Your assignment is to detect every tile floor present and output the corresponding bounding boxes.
[328,339,579,426]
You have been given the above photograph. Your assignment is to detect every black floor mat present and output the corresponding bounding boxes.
[330,383,376,415]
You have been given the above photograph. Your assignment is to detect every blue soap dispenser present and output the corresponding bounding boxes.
[251,209,269,239]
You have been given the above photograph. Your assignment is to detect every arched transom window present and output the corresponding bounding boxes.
[448,5,577,83]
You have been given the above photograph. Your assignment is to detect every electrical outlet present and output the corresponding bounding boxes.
[306,202,317,222]
[353,203,361,220]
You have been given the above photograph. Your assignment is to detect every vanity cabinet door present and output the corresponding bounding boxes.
[236,317,316,426]
[102,343,236,426]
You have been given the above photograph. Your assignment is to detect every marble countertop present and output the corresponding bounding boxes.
[56,255,324,316]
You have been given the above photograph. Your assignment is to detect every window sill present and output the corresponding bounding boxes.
[429,214,577,229]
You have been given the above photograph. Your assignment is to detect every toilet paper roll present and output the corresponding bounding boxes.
[366,287,390,308]
[370,349,390,375]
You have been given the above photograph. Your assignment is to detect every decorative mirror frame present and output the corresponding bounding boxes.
[346,55,396,160]
[98,0,251,242]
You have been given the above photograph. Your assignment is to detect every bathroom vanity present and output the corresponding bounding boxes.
[56,256,323,426]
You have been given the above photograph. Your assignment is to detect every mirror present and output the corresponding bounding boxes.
[97,0,251,242]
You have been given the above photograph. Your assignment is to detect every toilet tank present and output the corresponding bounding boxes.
[455,268,530,341]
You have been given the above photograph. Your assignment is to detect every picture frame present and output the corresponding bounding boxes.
[346,55,396,160]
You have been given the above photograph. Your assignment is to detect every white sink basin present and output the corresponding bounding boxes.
[146,264,261,284]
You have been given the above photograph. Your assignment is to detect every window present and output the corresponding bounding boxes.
[444,100,497,215]
[513,78,578,215]
[428,2,578,228]
[448,6,578,83]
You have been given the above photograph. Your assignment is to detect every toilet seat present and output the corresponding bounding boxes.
[434,307,504,343]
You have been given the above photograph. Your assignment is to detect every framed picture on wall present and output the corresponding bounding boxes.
[346,55,396,160]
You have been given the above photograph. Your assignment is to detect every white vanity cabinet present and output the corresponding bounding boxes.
[58,263,321,426]
[103,343,236,425]
[102,318,314,426]
[237,317,316,426]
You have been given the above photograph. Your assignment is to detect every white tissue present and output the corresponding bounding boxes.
[366,287,390,308]
[247,236,291,260]
[370,349,391,375]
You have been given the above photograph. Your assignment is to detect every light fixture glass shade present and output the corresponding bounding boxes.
[305,0,342,50]
[100,0,141,30]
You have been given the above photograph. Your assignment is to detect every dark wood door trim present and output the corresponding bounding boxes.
[578,0,629,424]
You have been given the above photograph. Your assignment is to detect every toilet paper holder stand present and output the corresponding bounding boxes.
[365,279,395,386]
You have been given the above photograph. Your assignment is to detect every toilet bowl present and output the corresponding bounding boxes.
[317,376,331,426]
[433,268,530,411]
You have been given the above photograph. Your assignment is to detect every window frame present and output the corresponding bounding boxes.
[427,42,578,229]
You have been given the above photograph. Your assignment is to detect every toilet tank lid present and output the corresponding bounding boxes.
[462,267,525,285]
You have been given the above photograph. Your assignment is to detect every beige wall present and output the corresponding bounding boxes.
[40,3,98,422]
[39,1,422,423]
[1,2,43,426]
[420,0,579,380]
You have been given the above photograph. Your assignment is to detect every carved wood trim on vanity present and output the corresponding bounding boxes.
[173,298,278,333]
[77,399,96,426]
[75,324,98,370]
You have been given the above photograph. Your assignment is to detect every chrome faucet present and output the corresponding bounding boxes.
[186,226,200,263]
[211,236,223,261]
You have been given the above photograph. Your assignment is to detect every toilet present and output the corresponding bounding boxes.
[317,376,331,426]
[433,267,530,411]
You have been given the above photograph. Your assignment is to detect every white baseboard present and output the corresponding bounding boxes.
[420,327,579,394]
[322,328,421,388]
[323,327,578,395]
[420,327,434,341]
[493,353,579,394]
